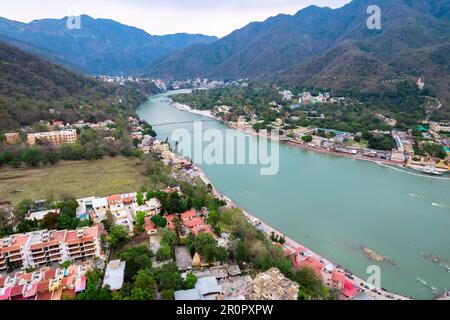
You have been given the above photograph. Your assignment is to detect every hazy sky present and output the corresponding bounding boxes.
[0,0,351,37]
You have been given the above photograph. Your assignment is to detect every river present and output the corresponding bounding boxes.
[137,90,450,299]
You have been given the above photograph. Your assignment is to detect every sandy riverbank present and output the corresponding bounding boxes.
[171,101,218,120]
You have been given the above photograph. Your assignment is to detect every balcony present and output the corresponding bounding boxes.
[32,251,46,259]
[9,255,23,262]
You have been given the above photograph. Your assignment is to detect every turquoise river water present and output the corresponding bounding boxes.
[137,90,450,299]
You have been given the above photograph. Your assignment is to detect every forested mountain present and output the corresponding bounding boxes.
[0,42,148,131]
[0,15,217,75]
[145,0,450,112]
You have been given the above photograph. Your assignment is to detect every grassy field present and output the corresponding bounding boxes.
[0,157,147,205]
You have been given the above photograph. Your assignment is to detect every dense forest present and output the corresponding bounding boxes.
[0,42,154,131]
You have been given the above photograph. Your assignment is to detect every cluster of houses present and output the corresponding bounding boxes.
[0,261,93,301]
[173,265,299,301]
[77,191,162,235]
[3,119,118,146]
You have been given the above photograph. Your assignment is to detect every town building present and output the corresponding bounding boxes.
[0,261,92,300]
[4,133,21,145]
[27,129,78,146]
[144,217,157,235]
[0,226,102,272]
[430,121,450,133]
[92,198,108,223]
[103,260,126,291]
[252,267,299,300]
[390,150,405,163]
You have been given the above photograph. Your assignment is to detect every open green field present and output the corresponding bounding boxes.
[0,157,147,205]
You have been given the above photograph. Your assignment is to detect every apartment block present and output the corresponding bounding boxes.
[27,129,78,146]
[0,226,101,272]
[4,133,21,145]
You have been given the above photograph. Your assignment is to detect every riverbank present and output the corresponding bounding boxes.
[169,97,450,179]
[166,97,410,169]
[171,101,218,120]
[139,91,450,300]
[191,159,410,300]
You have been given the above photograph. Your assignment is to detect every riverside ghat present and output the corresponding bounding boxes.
[137,90,450,300]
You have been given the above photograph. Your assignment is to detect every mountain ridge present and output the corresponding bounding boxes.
[144,0,450,111]
[0,15,218,75]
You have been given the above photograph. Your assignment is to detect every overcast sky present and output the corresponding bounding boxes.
[0,0,351,37]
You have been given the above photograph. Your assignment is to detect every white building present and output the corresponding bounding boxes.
[92,198,108,223]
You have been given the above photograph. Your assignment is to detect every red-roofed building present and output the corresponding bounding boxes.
[9,285,24,299]
[165,214,178,230]
[184,217,205,229]
[191,225,212,236]
[52,121,65,128]
[181,210,197,222]
[37,280,50,292]
[0,234,30,271]
[331,271,346,290]
[22,283,38,299]
[342,280,360,299]
[300,256,324,278]
[0,287,12,300]
[144,217,157,235]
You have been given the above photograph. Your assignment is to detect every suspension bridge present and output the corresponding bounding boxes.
[150,119,217,127]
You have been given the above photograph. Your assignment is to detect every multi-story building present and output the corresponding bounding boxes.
[27,129,78,146]
[4,133,21,145]
[91,198,109,223]
[63,227,101,262]
[430,121,450,133]
[0,226,101,272]
[0,234,30,271]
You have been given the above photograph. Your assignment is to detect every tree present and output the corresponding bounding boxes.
[16,219,39,233]
[131,268,156,300]
[76,269,112,300]
[194,232,216,255]
[161,230,177,248]
[41,211,60,230]
[215,246,229,263]
[119,246,153,282]
[57,197,79,217]
[207,209,220,227]
[161,289,175,300]
[156,245,172,261]
[136,192,144,206]
[151,215,167,228]
[183,272,197,289]
[21,147,41,167]
[135,211,146,232]
[236,240,250,263]
[301,135,312,142]
[292,267,328,300]
[168,192,184,213]
[58,214,79,230]
[108,225,130,249]
[173,217,183,239]
[154,262,183,291]
[203,243,217,264]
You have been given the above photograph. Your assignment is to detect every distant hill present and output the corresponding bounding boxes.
[145,0,450,111]
[0,42,148,131]
[0,15,217,75]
